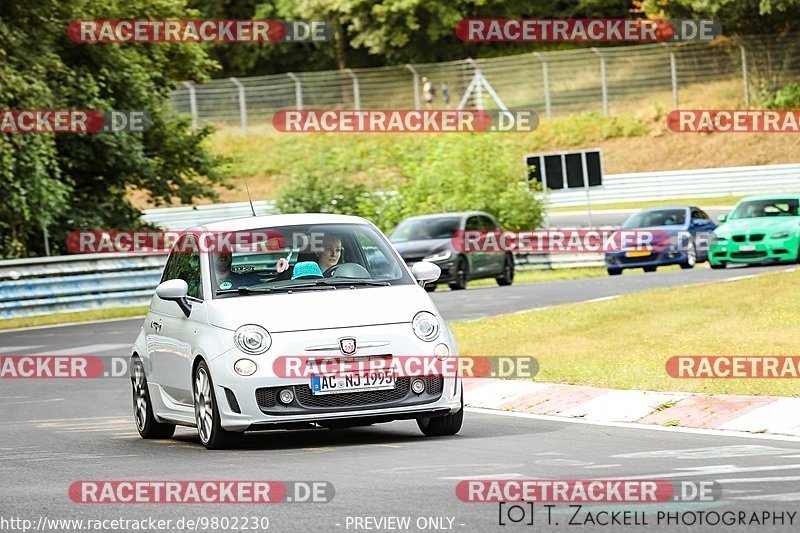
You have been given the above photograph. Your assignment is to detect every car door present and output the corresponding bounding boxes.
[148,235,205,405]
[463,215,484,275]
[479,214,505,276]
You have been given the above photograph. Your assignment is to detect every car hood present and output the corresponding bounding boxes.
[206,284,436,332]
[716,217,800,236]
[392,238,451,257]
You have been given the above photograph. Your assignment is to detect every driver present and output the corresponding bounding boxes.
[315,234,343,272]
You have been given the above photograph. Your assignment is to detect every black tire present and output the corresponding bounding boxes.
[449,257,468,290]
[193,360,241,450]
[643,266,657,273]
[709,261,726,270]
[607,268,622,276]
[417,391,464,437]
[424,283,437,292]
[496,254,514,286]
[131,357,175,439]
[680,240,697,270]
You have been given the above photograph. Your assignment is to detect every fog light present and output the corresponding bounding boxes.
[434,343,450,360]
[234,359,257,376]
[411,379,426,395]
[279,388,294,404]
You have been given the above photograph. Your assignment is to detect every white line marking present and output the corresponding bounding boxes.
[733,492,800,501]
[465,407,800,442]
[0,398,63,406]
[721,476,800,483]
[616,464,800,480]
[441,473,526,480]
[584,464,623,469]
[0,316,144,334]
[46,343,130,356]
[0,345,45,355]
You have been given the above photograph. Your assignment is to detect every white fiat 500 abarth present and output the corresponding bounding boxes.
[131,214,463,449]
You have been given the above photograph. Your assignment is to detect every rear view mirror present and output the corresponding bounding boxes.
[717,214,727,223]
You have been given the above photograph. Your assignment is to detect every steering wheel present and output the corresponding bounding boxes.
[323,264,341,278]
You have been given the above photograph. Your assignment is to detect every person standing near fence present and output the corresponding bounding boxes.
[441,82,450,108]
[422,76,434,109]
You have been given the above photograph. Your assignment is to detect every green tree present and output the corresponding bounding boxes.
[0,0,225,258]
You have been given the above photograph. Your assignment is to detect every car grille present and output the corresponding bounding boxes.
[254,376,445,414]
[618,254,654,265]
[731,251,767,259]
[732,234,764,242]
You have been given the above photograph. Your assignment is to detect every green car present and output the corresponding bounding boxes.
[709,194,800,269]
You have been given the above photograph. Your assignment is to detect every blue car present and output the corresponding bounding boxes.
[604,206,717,275]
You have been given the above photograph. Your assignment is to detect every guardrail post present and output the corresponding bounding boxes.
[532,53,552,119]
[42,225,50,257]
[345,68,361,110]
[287,73,303,111]
[739,44,750,106]
[590,48,608,116]
[404,64,420,110]
[230,77,247,135]
[182,81,198,130]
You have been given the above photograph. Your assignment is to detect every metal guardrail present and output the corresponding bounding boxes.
[141,163,800,230]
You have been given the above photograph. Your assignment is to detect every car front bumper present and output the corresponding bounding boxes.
[207,322,462,432]
[709,236,799,264]
[604,248,687,270]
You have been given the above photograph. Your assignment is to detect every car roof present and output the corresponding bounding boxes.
[738,193,800,202]
[190,213,371,232]
[399,211,492,221]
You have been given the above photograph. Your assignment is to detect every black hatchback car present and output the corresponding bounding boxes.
[389,211,514,291]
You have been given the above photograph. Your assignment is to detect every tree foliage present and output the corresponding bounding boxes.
[0,0,225,258]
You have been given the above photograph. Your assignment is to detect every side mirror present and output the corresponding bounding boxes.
[411,261,441,286]
[717,214,727,223]
[155,279,191,317]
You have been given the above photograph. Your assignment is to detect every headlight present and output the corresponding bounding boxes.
[412,311,440,342]
[772,232,791,239]
[423,250,452,262]
[234,325,271,355]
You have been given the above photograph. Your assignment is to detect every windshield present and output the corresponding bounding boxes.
[730,199,799,219]
[622,209,686,229]
[210,223,413,298]
[390,217,461,242]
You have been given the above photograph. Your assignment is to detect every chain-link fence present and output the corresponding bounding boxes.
[169,33,800,130]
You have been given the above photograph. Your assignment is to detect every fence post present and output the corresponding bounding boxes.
[661,43,679,110]
[405,64,420,110]
[590,48,608,116]
[532,52,551,119]
[466,58,483,110]
[740,44,750,106]
[182,81,197,130]
[286,73,303,110]
[230,77,247,135]
[345,68,361,110]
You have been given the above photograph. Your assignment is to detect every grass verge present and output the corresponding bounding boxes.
[451,267,800,397]
[0,306,148,331]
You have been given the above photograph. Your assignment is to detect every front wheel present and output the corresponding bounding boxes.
[607,268,622,276]
[449,257,468,290]
[643,266,657,273]
[194,360,240,450]
[417,392,463,436]
[709,261,726,270]
[131,357,175,439]
[680,241,697,269]
[424,283,437,292]
[496,254,514,286]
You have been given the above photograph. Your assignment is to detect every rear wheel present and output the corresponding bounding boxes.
[496,254,514,286]
[194,360,240,450]
[643,266,657,273]
[417,392,463,437]
[607,268,622,276]
[680,240,697,269]
[449,257,468,290]
[131,357,175,439]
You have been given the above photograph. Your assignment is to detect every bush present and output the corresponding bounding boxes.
[761,82,800,109]
[274,174,368,215]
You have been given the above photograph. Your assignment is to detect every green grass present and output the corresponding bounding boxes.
[0,306,148,330]
[451,267,800,397]
[549,195,743,213]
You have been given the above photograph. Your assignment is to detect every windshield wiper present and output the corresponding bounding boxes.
[215,287,274,296]
[314,279,391,287]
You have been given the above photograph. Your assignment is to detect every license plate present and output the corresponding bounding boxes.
[310,370,396,395]
[739,244,756,252]
[625,250,650,258]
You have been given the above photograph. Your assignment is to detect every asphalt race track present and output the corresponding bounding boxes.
[1,263,798,532]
